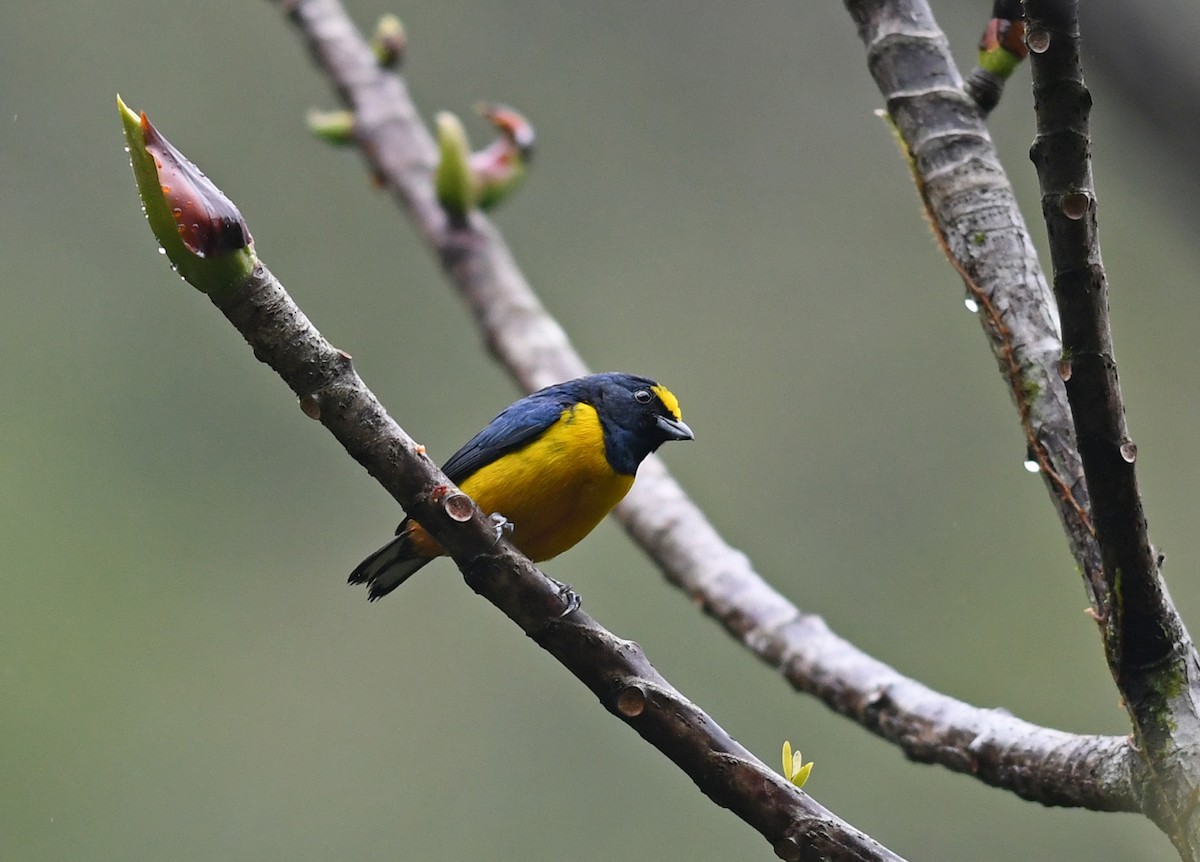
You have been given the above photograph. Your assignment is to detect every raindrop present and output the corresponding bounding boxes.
[1061,192,1089,220]
[616,685,646,717]
[1023,458,1041,473]
[1120,441,1138,463]
[1057,359,1072,381]
[1027,28,1051,53]
[298,394,321,420]
[964,296,980,313]
[157,247,167,255]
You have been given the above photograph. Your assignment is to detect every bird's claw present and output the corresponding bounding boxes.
[548,576,581,616]
[489,512,514,544]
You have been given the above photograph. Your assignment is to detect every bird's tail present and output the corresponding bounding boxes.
[348,524,433,601]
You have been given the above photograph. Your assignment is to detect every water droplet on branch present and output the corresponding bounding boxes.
[1061,192,1089,220]
[298,394,321,420]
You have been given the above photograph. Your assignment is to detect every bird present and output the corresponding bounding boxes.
[349,372,693,600]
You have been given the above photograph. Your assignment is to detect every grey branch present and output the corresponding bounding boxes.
[272,0,1138,813]
[1024,0,1200,854]
[844,0,1104,613]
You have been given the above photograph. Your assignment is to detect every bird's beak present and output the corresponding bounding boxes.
[656,414,694,441]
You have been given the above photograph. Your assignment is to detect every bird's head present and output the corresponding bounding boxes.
[587,372,693,475]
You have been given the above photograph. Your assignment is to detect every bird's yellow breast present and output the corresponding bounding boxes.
[412,403,634,562]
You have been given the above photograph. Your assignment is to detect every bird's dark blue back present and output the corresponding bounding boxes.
[438,374,657,483]
[440,382,581,483]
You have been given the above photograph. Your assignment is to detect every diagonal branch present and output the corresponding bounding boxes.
[208,261,907,862]
[121,93,903,859]
[1023,0,1200,853]
[272,0,1138,812]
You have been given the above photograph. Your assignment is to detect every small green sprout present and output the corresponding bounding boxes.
[371,14,406,68]
[781,741,814,789]
[434,111,478,223]
[307,109,356,145]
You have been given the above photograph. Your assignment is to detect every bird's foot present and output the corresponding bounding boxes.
[547,576,581,616]
[488,512,514,544]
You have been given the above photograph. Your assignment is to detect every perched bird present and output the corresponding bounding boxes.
[350,372,693,600]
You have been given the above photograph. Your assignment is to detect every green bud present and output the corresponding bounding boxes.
[434,111,478,222]
[371,14,407,68]
[307,108,356,146]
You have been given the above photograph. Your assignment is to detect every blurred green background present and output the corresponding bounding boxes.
[3,1,1196,860]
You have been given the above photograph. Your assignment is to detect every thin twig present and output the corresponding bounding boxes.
[271,0,1139,812]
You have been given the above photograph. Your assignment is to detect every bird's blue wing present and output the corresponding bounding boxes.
[440,389,574,483]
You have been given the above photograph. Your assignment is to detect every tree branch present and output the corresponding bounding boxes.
[121,93,909,858]
[271,0,1138,813]
[1023,0,1200,853]
[211,262,907,862]
[843,0,1103,613]
[280,0,585,392]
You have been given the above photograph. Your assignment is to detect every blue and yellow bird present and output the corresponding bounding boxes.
[350,372,693,600]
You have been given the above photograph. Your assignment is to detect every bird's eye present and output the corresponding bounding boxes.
[634,389,653,404]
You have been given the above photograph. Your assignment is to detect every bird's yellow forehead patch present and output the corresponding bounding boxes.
[651,384,683,420]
